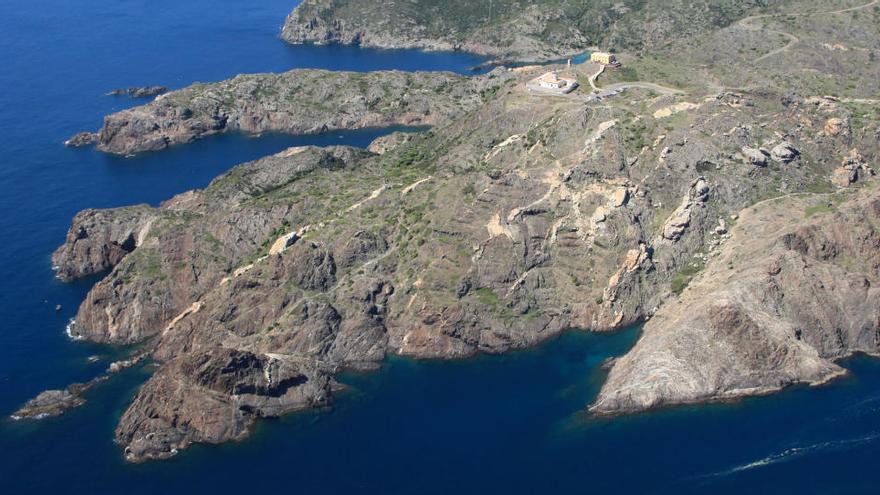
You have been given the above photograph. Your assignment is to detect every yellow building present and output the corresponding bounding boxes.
[590,52,618,66]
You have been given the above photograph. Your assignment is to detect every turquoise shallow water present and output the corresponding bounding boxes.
[1,1,879,493]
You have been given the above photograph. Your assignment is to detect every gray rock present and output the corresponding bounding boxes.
[771,142,799,163]
[741,146,768,167]
[11,389,85,420]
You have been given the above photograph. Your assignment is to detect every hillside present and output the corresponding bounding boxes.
[282,0,791,62]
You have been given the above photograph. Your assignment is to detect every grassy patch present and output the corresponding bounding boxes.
[671,258,705,295]
[804,202,836,218]
[476,287,502,306]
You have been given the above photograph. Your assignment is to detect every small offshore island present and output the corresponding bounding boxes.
[14,0,880,465]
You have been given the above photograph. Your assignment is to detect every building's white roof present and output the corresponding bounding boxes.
[537,72,565,85]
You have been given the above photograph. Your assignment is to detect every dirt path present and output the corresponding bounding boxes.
[601,81,684,95]
[739,0,879,63]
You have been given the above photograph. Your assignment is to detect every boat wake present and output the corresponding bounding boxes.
[697,431,880,479]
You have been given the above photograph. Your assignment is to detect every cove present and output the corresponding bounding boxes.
[1,0,880,493]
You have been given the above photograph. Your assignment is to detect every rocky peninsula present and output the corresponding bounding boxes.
[21,0,880,463]
[74,69,502,155]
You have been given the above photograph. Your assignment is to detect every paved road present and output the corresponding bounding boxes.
[586,59,684,97]
[588,64,604,90]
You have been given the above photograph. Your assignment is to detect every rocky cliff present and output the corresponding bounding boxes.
[593,189,880,414]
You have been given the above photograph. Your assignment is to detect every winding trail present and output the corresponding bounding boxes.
[739,0,879,63]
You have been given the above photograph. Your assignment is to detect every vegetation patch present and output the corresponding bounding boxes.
[671,258,705,295]
[476,287,502,307]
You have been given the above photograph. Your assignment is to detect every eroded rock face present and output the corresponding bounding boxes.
[62,146,373,344]
[661,178,709,242]
[592,191,880,415]
[52,206,156,281]
[117,347,331,462]
[832,149,875,187]
[824,117,847,136]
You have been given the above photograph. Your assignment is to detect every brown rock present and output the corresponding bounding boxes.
[116,348,332,462]
[824,117,847,136]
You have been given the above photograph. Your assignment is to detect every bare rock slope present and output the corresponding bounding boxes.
[593,190,880,414]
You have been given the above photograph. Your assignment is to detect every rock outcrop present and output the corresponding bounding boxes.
[117,348,331,462]
[771,141,799,163]
[106,86,168,98]
[64,132,98,148]
[832,149,874,187]
[660,178,709,242]
[11,389,85,420]
[52,206,155,281]
[741,146,768,167]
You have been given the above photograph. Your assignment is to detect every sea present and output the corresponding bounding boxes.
[0,0,878,493]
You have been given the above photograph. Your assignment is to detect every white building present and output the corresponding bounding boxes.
[537,72,568,90]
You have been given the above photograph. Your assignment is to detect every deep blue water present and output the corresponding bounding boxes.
[0,1,879,493]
